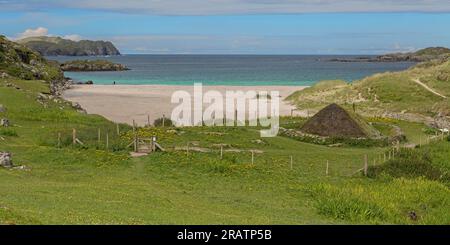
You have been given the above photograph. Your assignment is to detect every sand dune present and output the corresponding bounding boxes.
[63,85,307,126]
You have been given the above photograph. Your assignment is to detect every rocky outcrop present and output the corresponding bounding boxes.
[0,36,64,81]
[329,47,450,63]
[1,118,9,127]
[0,36,72,95]
[0,152,13,168]
[18,36,120,56]
[60,60,129,72]
[71,102,87,114]
[428,116,450,130]
[50,78,72,96]
[381,111,450,130]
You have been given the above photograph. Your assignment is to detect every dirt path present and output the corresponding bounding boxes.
[412,78,447,99]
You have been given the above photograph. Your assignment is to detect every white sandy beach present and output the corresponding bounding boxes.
[63,85,307,126]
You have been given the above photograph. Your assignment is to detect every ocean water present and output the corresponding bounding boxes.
[50,55,415,86]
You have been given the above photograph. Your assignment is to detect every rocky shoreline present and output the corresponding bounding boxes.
[327,47,450,63]
[60,60,129,72]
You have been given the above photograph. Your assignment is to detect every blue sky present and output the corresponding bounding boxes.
[1,0,450,54]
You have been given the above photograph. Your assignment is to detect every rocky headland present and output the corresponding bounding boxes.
[60,60,129,72]
[17,36,120,56]
[328,47,450,63]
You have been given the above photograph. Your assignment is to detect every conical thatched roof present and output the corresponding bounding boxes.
[301,103,378,138]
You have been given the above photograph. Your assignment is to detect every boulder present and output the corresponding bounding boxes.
[50,78,71,96]
[0,152,13,168]
[72,102,83,110]
[429,116,450,130]
[0,118,9,127]
[71,102,86,114]
[0,104,6,113]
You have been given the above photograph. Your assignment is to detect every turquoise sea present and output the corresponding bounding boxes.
[50,55,415,86]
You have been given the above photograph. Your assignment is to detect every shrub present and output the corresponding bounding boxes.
[422,127,439,135]
[154,117,173,127]
[367,149,449,183]
[0,128,18,137]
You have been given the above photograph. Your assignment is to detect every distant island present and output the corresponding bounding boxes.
[60,60,129,72]
[17,36,120,56]
[328,47,450,62]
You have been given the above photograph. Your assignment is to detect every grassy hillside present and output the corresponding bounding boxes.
[0,38,449,224]
[1,74,449,224]
[0,36,62,81]
[377,47,450,62]
[287,59,450,121]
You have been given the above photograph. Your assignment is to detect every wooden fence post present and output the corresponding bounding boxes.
[134,134,138,152]
[106,132,109,150]
[162,114,166,127]
[220,146,223,159]
[72,129,76,145]
[116,124,120,136]
[151,136,156,152]
[98,128,101,144]
[364,154,368,176]
[147,115,150,127]
[58,132,61,148]
[290,156,293,170]
[251,150,254,165]
[326,160,329,176]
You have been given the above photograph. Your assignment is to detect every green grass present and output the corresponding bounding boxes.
[287,60,450,118]
[307,178,450,224]
[0,75,449,224]
[367,147,449,183]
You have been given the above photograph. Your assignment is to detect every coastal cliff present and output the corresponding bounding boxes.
[17,36,120,56]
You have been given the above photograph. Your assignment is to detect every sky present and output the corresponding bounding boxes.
[1,0,450,54]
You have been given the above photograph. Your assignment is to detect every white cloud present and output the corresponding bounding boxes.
[63,34,83,41]
[17,27,48,39]
[14,27,82,41]
[1,0,450,15]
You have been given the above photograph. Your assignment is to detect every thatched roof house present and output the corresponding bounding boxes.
[301,103,379,138]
